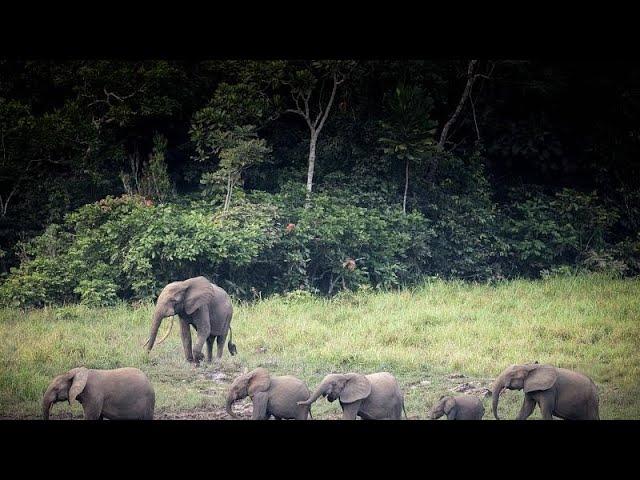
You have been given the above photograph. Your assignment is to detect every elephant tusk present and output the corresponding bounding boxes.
[156,316,175,345]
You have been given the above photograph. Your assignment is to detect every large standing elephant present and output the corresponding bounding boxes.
[491,362,599,420]
[42,367,155,420]
[298,372,407,420]
[144,276,236,364]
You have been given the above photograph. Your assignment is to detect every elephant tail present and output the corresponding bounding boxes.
[308,409,313,420]
[227,326,237,356]
[402,401,408,420]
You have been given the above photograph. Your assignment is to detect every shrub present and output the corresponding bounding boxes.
[502,187,619,276]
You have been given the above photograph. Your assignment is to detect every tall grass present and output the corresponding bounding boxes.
[0,273,638,419]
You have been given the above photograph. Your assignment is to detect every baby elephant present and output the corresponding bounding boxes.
[42,367,155,420]
[429,395,485,420]
[298,372,406,420]
[492,362,599,420]
[226,368,312,420]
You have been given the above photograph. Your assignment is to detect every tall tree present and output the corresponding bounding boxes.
[379,83,437,213]
[282,61,354,197]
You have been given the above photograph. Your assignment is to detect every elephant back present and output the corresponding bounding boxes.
[207,283,233,336]
[266,376,311,419]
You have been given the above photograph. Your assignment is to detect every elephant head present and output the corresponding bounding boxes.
[429,395,457,420]
[298,373,372,406]
[491,363,558,419]
[226,368,271,418]
[42,367,89,420]
[144,276,216,352]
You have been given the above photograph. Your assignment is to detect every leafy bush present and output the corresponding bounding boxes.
[0,171,636,308]
[502,187,620,276]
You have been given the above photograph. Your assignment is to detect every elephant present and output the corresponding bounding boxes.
[298,372,407,420]
[491,362,600,420]
[42,367,155,420]
[144,276,236,364]
[226,367,312,420]
[429,395,485,420]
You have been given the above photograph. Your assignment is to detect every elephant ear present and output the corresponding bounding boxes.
[247,368,271,396]
[443,397,457,415]
[68,367,89,405]
[340,373,371,403]
[524,365,558,393]
[184,277,216,315]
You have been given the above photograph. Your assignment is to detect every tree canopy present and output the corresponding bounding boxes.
[1,59,638,306]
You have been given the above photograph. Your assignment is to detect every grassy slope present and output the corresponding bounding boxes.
[0,273,638,419]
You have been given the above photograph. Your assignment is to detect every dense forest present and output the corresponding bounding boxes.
[1,60,638,307]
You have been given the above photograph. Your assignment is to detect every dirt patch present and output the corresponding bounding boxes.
[449,381,491,398]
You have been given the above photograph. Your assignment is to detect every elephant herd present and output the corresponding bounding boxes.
[41,276,601,421]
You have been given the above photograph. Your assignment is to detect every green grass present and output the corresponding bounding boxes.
[1,273,639,419]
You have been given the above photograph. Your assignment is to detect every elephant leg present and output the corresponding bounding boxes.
[82,400,103,420]
[537,391,555,420]
[191,308,211,364]
[215,333,227,359]
[516,395,537,420]
[296,406,310,420]
[251,392,269,420]
[205,337,214,363]
[341,402,360,420]
[179,319,194,363]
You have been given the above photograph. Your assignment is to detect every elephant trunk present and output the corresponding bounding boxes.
[299,379,330,406]
[42,391,55,420]
[145,309,165,352]
[225,392,240,419]
[491,374,507,420]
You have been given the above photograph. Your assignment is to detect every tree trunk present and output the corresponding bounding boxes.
[306,133,317,195]
[403,159,409,214]
[224,173,232,213]
[438,59,478,149]
[304,132,318,208]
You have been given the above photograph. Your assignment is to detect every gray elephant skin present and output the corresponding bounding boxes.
[298,372,407,420]
[429,395,484,420]
[226,367,312,420]
[42,367,155,420]
[144,276,236,364]
[491,363,599,420]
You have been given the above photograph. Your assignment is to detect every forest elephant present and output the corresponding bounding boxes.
[491,362,599,420]
[298,372,407,420]
[429,395,485,420]
[42,367,155,420]
[144,276,236,364]
[226,367,312,420]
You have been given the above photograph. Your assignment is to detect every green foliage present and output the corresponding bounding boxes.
[378,82,437,162]
[1,60,639,304]
[0,194,280,307]
[120,134,173,202]
[502,187,621,276]
[1,158,635,308]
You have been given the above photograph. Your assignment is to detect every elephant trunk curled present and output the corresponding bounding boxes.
[299,378,330,406]
[42,389,56,420]
[225,392,240,419]
[145,309,165,352]
[491,374,507,420]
